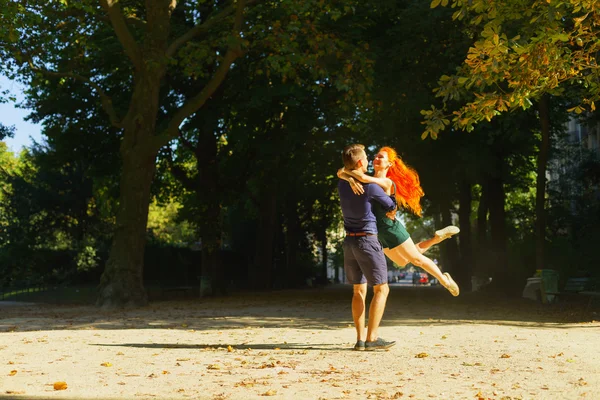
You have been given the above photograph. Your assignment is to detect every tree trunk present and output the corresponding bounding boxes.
[487,175,509,289]
[458,178,473,291]
[474,180,489,279]
[96,142,158,308]
[476,182,489,249]
[535,95,551,273]
[321,233,328,282]
[284,204,300,288]
[201,232,225,296]
[440,201,460,278]
[433,209,445,269]
[251,188,277,290]
[97,71,165,308]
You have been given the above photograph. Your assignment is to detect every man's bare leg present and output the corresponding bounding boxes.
[352,284,367,342]
[366,283,390,342]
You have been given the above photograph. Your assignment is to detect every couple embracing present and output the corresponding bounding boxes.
[338,144,460,351]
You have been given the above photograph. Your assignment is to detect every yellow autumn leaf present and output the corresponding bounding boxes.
[262,389,277,396]
[415,353,429,358]
[53,381,68,390]
[162,370,170,375]
[100,362,112,367]
[9,370,17,376]
[227,345,234,352]
[207,364,221,370]
[500,354,511,358]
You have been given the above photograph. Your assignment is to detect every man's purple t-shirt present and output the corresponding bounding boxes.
[338,180,396,234]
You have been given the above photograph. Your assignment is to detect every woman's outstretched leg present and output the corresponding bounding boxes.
[415,225,460,254]
[384,238,459,296]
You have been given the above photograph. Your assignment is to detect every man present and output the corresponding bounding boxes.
[338,144,397,351]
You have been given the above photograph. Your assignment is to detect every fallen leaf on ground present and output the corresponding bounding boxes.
[100,362,112,367]
[53,381,68,390]
[227,345,234,352]
[500,354,511,358]
[207,364,221,370]
[415,353,429,358]
[8,370,17,376]
[5,390,25,395]
[577,378,588,386]
[262,389,277,396]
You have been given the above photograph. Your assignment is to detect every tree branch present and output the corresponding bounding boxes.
[28,61,123,129]
[166,0,258,58]
[155,0,247,149]
[168,0,178,16]
[165,146,198,191]
[99,0,143,70]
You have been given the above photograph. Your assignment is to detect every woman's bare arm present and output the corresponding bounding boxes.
[345,170,393,193]
[337,168,364,195]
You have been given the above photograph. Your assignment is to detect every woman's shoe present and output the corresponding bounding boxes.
[435,226,460,240]
[443,272,460,297]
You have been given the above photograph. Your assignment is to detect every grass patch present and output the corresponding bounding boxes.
[0,284,98,305]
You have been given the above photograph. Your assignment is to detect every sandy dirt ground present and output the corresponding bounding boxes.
[0,285,598,400]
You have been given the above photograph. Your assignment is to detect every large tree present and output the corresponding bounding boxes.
[0,0,370,307]
[421,0,599,274]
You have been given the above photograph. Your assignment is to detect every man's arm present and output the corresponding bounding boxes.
[368,184,396,212]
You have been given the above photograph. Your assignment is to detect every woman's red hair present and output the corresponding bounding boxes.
[381,146,424,217]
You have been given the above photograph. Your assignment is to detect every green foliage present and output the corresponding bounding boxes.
[424,0,600,138]
[0,139,116,285]
[147,197,196,246]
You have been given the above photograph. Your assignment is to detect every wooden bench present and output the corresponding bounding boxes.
[545,277,600,311]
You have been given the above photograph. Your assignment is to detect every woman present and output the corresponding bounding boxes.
[338,146,460,296]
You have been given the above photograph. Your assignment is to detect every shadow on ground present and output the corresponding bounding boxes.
[92,342,347,351]
[1,285,597,333]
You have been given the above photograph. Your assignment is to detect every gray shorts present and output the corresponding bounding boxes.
[343,235,388,286]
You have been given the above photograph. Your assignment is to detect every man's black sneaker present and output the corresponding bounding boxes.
[365,338,396,351]
[354,340,365,351]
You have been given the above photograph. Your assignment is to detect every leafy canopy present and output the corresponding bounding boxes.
[422,0,600,138]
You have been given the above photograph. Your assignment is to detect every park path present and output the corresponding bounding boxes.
[0,285,598,400]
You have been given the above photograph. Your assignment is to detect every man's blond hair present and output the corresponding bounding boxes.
[342,144,366,170]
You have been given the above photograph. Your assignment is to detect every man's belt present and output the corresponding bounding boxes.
[346,232,376,237]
